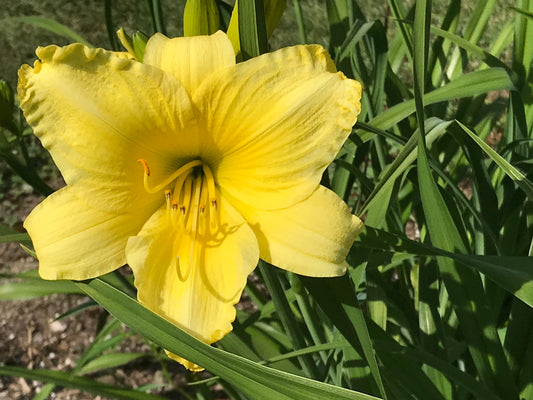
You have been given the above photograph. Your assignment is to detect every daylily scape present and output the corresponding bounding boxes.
[18,31,362,370]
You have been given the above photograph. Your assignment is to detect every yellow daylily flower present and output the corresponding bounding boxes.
[18,31,363,370]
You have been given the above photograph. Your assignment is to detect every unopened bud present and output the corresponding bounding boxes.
[183,0,220,37]
[117,28,135,56]
[132,31,148,62]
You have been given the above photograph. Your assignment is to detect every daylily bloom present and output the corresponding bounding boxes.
[19,31,363,370]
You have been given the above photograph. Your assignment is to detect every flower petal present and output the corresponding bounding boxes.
[126,194,258,369]
[18,43,200,194]
[25,186,146,280]
[238,186,363,277]
[143,31,235,96]
[193,44,362,210]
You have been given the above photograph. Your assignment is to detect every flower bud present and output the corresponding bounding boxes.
[132,32,148,62]
[117,28,136,56]
[183,0,220,37]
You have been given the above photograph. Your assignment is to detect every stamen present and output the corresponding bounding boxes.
[172,172,190,209]
[198,177,210,235]
[176,176,203,282]
[189,175,203,233]
[209,206,218,231]
[179,176,194,228]
[137,157,220,241]
[138,159,203,194]
[199,178,208,210]
[170,200,179,230]
[202,164,217,211]
[164,190,172,211]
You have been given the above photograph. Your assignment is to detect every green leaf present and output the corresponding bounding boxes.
[336,20,376,63]
[357,227,533,310]
[513,2,533,72]
[194,341,351,387]
[7,16,91,46]
[0,366,165,400]
[0,225,32,246]
[505,301,533,385]
[430,25,511,72]
[456,120,533,199]
[300,275,388,399]
[445,0,497,79]
[147,0,166,34]
[387,0,413,59]
[238,0,268,60]
[412,0,430,127]
[76,279,382,400]
[512,6,533,19]
[75,319,127,369]
[79,353,146,374]
[258,262,321,379]
[325,0,352,51]
[55,299,98,321]
[0,280,83,300]
[227,0,285,60]
[0,233,30,243]
[360,118,451,215]
[360,68,515,142]
[373,341,501,400]
[32,383,55,400]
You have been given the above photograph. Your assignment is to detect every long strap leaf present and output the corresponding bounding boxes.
[75,279,381,400]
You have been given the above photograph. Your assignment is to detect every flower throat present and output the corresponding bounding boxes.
[138,159,220,281]
[138,158,219,235]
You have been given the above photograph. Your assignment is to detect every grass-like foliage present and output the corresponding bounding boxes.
[1,0,533,399]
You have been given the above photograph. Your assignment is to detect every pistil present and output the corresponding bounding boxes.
[138,159,202,194]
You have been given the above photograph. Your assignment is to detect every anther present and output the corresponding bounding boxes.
[137,159,150,176]
[172,201,178,211]
[164,190,171,212]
